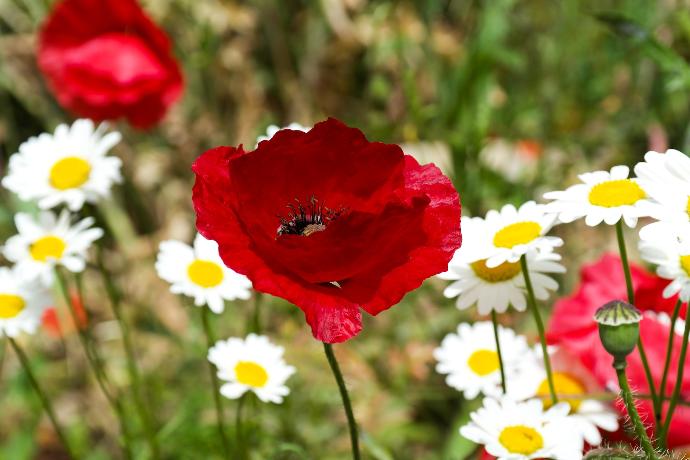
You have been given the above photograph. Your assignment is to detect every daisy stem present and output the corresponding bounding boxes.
[657,299,682,434]
[323,343,361,460]
[0,337,6,382]
[615,221,659,419]
[490,311,506,394]
[615,361,658,459]
[8,337,76,459]
[235,394,247,459]
[520,255,557,404]
[54,269,133,459]
[661,302,690,445]
[200,307,232,458]
[251,293,263,334]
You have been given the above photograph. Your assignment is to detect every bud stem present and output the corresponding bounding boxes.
[614,361,658,459]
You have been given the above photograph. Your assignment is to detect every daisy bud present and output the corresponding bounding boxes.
[594,300,642,364]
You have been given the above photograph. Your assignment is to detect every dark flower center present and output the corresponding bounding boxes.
[277,196,343,237]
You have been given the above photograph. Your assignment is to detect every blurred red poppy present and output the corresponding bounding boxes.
[548,253,690,448]
[38,0,183,129]
[42,292,88,338]
[192,118,461,343]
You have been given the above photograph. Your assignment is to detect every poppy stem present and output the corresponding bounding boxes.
[661,302,690,445]
[323,343,361,460]
[200,306,232,458]
[54,269,133,459]
[8,337,76,459]
[94,247,160,460]
[520,254,557,404]
[615,361,658,459]
[490,311,506,394]
[615,221,659,421]
[657,298,682,449]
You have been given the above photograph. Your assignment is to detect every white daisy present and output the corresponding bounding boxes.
[510,346,619,451]
[0,266,52,337]
[634,149,690,240]
[3,210,103,286]
[255,122,310,146]
[460,397,581,460]
[439,217,565,315]
[483,201,562,268]
[2,119,122,211]
[639,224,690,302]
[434,322,530,399]
[544,165,650,228]
[208,334,296,404]
[155,233,252,314]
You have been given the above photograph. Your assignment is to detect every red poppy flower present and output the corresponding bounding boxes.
[38,0,183,129]
[548,253,690,448]
[192,119,461,343]
[42,292,88,338]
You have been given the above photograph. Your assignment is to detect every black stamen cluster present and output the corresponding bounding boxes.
[277,196,342,236]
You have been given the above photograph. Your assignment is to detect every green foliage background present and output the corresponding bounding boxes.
[1,0,690,458]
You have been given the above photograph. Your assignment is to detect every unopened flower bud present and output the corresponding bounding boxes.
[594,300,642,363]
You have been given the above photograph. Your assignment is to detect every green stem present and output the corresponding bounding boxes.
[54,269,133,459]
[236,395,247,459]
[201,307,231,458]
[323,343,361,460]
[95,247,160,460]
[490,311,506,394]
[661,302,690,444]
[615,221,659,418]
[615,362,658,459]
[9,338,76,459]
[251,293,263,334]
[658,298,682,435]
[520,255,557,404]
[0,337,6,382]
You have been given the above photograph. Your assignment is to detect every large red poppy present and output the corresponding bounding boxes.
[548,253,690,448]
[38,0,183,129]
[192,119,462,343]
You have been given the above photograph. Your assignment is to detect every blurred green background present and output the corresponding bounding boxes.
[1,0,690,458]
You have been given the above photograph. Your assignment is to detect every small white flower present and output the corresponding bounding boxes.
[639,224,690,302]
[544,165,650,228]
[156,234,252,313]
[483,201,562,268]
[439,217,565,315]
[0,266,52,337]
[3,210,103,286]
[434,322,530,399]
[208,334,296,404]
[634,150,690,240]
[460,397,581,460]
[256,123,310,146]
[509,346,619,451]
[2,119,122,211]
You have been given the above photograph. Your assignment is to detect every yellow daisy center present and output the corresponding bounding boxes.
[588,179,645,208]
[493,221,542,249]
[234,361,269,387]
[0,294,26,319]
[467,349,500,376]
[537,372,586,412]
[49,157,92,190]
[470,259,521,283]
[680,255,690,278]
[30,236,67,262]
[499,425,544,455]
[187,260,224,288]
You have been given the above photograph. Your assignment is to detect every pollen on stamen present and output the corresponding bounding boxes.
[277,196,343,237]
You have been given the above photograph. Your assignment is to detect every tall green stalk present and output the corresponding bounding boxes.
[490,311,506,394]
[614,221,659,418]
[615,363,658,459]
[658,298,682,435]
[661,301,690,444]
[200,306,232,458]
[520,254,557,403]
[54,269,133,459]
[323,343,361,460]
[94,247,160,459]
[9,338,77,459]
